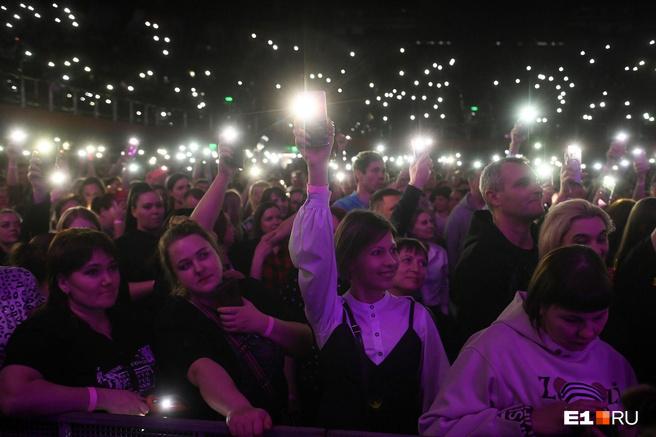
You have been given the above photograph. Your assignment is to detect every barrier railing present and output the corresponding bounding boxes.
[0,412,417,437]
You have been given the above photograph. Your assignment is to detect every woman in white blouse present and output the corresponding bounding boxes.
[289,121,449,434]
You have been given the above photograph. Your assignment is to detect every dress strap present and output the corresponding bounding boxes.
[342,299,363,343]
[408,299,416,330]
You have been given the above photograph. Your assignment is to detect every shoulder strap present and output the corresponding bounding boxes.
[342,299,363,344]
[408,298,416,330]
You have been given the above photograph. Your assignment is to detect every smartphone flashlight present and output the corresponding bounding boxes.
[291,91,327,123]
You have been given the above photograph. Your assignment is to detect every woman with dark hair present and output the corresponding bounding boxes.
[290,124,449,434]
[77,176,106,208]
[115,182,165,300]
[261,186,290,218]
[390,238,429,298]
[420,245,636,436]
[614,197,656,268]
[155,219,312,431]
[165,173,190,212]
[0,229,156,416]
[230,201,286,278]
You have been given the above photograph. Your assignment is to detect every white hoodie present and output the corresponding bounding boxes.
[419,292,637,436]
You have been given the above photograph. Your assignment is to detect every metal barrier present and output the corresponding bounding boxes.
[0,413,417,437]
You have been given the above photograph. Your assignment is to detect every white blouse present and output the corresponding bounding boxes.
[289,186,450,412]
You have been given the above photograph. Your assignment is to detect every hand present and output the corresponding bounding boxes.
[293,120,335,168]
[607,141,626,161]
[532,400,608,435]
[335,132,349,151]
[217,297,267,335]
[409,152,433,190]
[27,153,45,187]
[218,144,238,177]
[253,232,276,260]
[509,123,527,154]
[226,406,272,437]
[6,143,20,161]
[96,388,149,416]
[634,156,649,176]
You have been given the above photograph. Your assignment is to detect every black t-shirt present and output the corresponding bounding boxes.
[154,278,290,421]
[4,305,157,395]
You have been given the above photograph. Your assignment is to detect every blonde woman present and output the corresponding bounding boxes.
[538,199,614,260]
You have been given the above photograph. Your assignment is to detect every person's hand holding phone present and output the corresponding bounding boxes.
[409,152,433,190]
[218,143,238,179]
[217,297,268,335]
[633,149,649,175]
[509,122,527,155]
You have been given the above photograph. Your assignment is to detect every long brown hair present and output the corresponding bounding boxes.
[158,219,222,297]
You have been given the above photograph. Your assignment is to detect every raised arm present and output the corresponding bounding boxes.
[288,121,342,348]
[190,146,236,232]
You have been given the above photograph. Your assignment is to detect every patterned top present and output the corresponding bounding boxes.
[0,267,43,367]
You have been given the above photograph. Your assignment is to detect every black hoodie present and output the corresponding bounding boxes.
[452,210,539,351]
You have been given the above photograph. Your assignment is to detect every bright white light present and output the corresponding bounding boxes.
[249,166,262,178]
[449,58,455,66]
[603,175,616,190]
[106,84,114,91]
[62,74,70,81]
[9,128,27,144]
[128,163,139,173]
[615,132,628,142]
[49,170,67,185]
[620,159,630,168]
[376,144,385,153]
[221,126,239,143]
[36,139,53,154]
[534,142,542,150]
[292,92,326,121]
[493,80,499,86]
[128,137,139,146]
[399,70,404,76]
[410,136,433,153]
[537,164,553,180]
[518,105,539,123]
[24,50,32,56]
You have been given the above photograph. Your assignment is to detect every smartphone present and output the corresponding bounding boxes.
[219,128,244,170]
[565,145,582,183]
[215,279,244,307]
[294,91,328,148]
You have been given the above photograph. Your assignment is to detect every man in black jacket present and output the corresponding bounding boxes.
[452,157,544,351]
